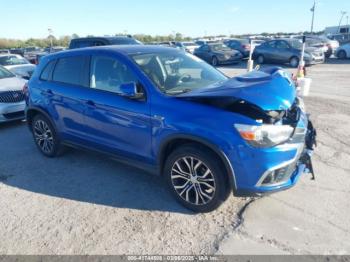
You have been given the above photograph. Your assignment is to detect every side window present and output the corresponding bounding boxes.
[93,41,105,46]
[230,41,238,48]
[90,56,139,94]
[202,45,210,51]
[52,56,89,86]
[40,60,56,81]
[276,41,289,49]
[75,41,93,48]
[267,41,276,48]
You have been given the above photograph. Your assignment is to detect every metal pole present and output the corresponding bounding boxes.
[338,11,347,33]
[310,0,316,34]
[48,28,53,53]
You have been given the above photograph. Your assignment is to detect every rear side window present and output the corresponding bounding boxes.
[110,38,139,45]
[74,41,93,48]
[52,56,89,86]
[40,60,56,81]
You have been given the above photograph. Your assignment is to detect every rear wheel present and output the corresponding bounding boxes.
[337,50,347,59]
[164,145,228,213]
[211,56,219,66]
[32,114,64,157]
[290,56,299,68]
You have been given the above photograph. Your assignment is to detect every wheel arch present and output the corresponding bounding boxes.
[26,106,57,132]
[157,134,237,193]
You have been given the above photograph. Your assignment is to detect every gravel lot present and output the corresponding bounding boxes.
[0,59,349,255]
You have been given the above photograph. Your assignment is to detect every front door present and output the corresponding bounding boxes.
[82,55,152,164]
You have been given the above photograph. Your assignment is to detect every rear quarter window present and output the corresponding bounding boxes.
[52,56,89,86]
[40,60,56,81]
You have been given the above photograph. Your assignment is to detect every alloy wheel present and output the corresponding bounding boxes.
[33,120,54,154]
[171,156,216,206]
[290,57,299,68]
[212,56,218,66]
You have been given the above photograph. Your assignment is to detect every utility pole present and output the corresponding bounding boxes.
[48,28,53,53]
[310,0,316,34]
[338,11,347,33]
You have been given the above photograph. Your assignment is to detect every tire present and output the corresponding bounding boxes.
[164,145,229,213]
[257,55,265,64]
[337,50,347,59]
[31,114,64,157]
[290,56,299,68]
[211,56,219,66]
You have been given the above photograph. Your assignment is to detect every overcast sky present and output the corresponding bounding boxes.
[1,0,350,39]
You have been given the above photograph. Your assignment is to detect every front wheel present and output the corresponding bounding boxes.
[337,50,347,59]
[211,56,219,66]
[290,56,299,68]
[32,114,63,157]
[164,145,228,213]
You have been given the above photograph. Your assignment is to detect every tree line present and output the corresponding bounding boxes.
[0,31,325,49]
[0,33,191,49]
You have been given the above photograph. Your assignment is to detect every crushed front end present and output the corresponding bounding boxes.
[232,97,317,196]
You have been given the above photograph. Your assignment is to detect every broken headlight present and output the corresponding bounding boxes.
[234,124,294,148]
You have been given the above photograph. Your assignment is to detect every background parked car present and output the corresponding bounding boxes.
[224,39,251,58]
[0,49,10,54]
[195,39,218,46]
[157,41,177,47]
[194,43,242,66]
[293,35,339,58]
[44,46,66,53]
[0,54,36,79]
[253,39,325,68]
[174,42,199,53]
[10,48,24,57]
[0,65,26,122]
[336,43,350,59]
[69,36,142,49]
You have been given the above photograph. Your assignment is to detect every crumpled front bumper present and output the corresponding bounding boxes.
[232,110,317,197]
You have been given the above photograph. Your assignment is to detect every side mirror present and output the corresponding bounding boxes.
[119,82,144,100]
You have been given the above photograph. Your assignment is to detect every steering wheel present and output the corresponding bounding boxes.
[177,74,192,84]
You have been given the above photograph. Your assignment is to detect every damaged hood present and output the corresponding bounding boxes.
[178,67,296,111]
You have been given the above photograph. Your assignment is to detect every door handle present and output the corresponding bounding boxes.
[41,89,53,96]
[85,100,96,107]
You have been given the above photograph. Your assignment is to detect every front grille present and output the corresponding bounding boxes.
[0,91,25,103]
[3,111,25,119]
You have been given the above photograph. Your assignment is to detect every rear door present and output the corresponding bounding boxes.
[195,45,211,62]
[258,41,276,62]
[44,55,90,140]
[274,40,292,63]
[82,55,153,163]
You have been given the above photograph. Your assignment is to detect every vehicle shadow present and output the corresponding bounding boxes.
[0,123,192,214]
[323,58,350,65]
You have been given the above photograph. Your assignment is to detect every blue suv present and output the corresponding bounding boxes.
[25,46,316,212]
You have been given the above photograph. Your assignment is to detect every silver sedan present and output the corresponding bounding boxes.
[0,66,26,123]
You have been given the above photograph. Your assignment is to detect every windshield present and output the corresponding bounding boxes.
[131,51,227,95]
[0,55,30,66]
[0,66,15,79]
[288,40,303,49]
[210,44,231,51]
